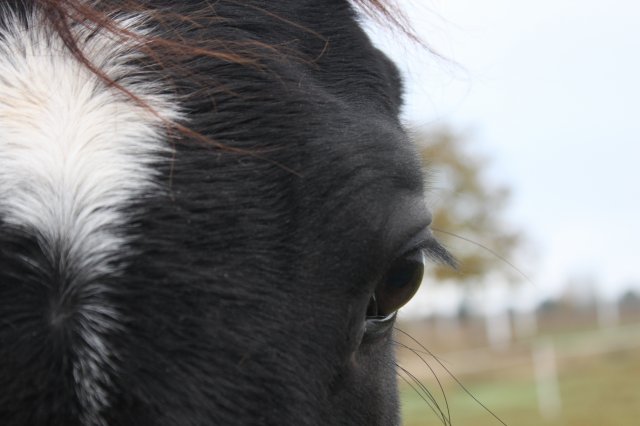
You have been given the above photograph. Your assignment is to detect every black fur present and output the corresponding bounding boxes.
[0,1,435,425]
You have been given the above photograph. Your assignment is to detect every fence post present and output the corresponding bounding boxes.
[533,339,562,421]
[597,297,619,329]
[514,309,538,339]
[486,310,511,351]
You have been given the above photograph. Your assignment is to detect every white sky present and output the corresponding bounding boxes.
[368,0,640,313]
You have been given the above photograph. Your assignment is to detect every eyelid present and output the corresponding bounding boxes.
[363,312,397,342]
[396,228,433,255]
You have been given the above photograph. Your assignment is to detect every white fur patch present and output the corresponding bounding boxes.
[0,12,179,425]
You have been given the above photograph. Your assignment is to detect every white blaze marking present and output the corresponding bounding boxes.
[0,12,179,425]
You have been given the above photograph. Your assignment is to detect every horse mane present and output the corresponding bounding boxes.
[23,0,409,148]
[35,0,408,74]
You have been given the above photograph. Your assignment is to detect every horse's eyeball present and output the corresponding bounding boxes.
[376,249,425,316]
[362,249,424,340]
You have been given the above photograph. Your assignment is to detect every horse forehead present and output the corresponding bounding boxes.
[202,6,422,234]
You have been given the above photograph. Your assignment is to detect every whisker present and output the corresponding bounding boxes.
[431,227,534,286]
[394,339,452,425]
[396,363,450,425]
[396,362,441,415]
[395,327,508,426]
[396,366,440,419]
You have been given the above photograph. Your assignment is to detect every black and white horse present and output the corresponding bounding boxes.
[0,1,452,425]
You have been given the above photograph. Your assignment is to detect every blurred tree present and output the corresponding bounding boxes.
[413,127,525,285]
[620,289,640,309]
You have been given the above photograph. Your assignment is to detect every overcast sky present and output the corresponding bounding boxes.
[367,0,640,313]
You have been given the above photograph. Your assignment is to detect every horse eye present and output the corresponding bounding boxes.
[370,249,425,318]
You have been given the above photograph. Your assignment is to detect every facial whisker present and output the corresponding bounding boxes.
[395,327,508,426]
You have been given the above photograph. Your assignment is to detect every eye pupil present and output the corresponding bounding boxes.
[372,250,425,317]
[386,260,421,289]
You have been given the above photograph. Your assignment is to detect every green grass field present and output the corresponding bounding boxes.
[399,322,640,426]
